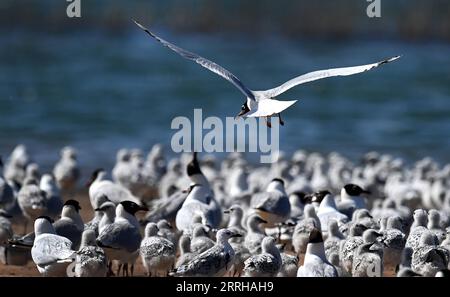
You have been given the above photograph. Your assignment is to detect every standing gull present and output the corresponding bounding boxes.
[411,232,449,277]
[170,229,240,277]
[53,199,84,249]
[243,236,282,277]
[53,146,80,193]
[175,153,222,231]
[88,169,142,210]
[251,178,291,227]
[337,184,371,218]
[133,20,399,125]
[244,214,268,254]
[140,222,176,277]
[39,174,63,220]
[190,225,215,254]
[292,204,321,255]
[96,201,148,276]
[297,228,338,277]
[315,191,348,235]
[74,229,108,277]
[175,235,196,268]
[31,216,76,276]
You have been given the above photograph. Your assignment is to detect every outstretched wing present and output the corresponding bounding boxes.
[258,56,400,98]
[133,19,255,100]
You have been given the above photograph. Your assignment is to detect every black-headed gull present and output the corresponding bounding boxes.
[133,19,399,126]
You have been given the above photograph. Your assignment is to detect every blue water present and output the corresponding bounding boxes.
[1,29,450,171]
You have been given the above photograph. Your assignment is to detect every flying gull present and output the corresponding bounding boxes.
[133,19,399,126]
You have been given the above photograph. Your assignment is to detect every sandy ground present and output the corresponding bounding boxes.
[0,191,396,277]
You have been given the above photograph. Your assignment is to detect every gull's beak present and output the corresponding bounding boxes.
[231,232,242,238]
[235,109,248,120]
[223,209,231,214]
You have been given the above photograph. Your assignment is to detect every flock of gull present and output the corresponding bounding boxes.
[1,144,450,277]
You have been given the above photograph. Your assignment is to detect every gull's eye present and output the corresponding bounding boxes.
[241,105,246,110]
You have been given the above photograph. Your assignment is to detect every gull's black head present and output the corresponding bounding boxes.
[36,215,54,224]
[64,199,81,212]
[86,168,105,188]
[312,190,331,203]
[236,101,250,119]
[120,200,148,215]
[344,184,370,196]
[308,228,324,244]
[187,152,203,177]
[271,178,285,186]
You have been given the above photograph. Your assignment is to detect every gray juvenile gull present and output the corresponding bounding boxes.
[329,253,345,277]
[297,228,338,277]
[337,184,370,218]
[17,178,47,229]
[406,209,429,251]
[95,200,116,235]
[31,216,76,276]
[352,229,384,277]
[244,236,282,277]
[157,219,178,246]
[112,149,132,189]
[53,199,84,249]
[175,153,222,230]
[224,204,246,243]
[170,229,240,277]
[380,215,406,272]
[53,146,80,193]
[324,219,345,262]
[96,201,148,276]
[133,19,399,125]
[88,169,142,210]
[229,241,251,277]
[315,191,348,235]
[292,204,321,254]
[339,223,367,275]
[411,232,449,277]
[277,245,299,277]
[74,229,107,277]
[427,209,446,243]
[140,222,176,277]
[175,235,196,268]
[4,144,30,185]
[190,225,215,254]
[39,174,63,220]
[288,191,311,221]
[244,214,268,254]
[250,178,290,227]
